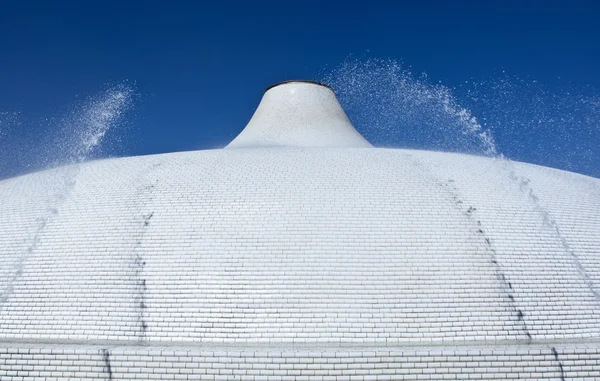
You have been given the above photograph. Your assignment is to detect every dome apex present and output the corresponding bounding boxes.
[264,79,333,92]
[226,80,372,148]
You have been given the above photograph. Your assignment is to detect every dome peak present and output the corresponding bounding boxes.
[264,80,333,92]
[226,81,372,149]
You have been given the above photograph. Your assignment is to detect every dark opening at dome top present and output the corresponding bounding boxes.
[265,80,333,92]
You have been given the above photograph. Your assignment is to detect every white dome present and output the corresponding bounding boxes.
[1,83,599,380]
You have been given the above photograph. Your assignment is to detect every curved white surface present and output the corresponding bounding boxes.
[1,148,599,344]
[0,148,599,379]
[226,82,372,148]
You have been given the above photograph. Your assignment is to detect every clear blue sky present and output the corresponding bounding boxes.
[1,1,599,177]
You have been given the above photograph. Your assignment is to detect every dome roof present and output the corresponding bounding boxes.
[1,148,599,345]
[1,83,599,379]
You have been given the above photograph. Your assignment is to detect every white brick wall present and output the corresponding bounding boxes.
[0,147,599,378]
[1,343,599,380]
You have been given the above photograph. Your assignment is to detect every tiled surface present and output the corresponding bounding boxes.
[1,343,599,380]
[0,147,599,378]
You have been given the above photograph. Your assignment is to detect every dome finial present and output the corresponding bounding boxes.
[226,81,372,148]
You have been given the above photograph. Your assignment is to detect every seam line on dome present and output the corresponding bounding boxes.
[507,169,600,305]
[551,347,566,381]
[0,165,79,312]
[403,153,533,342]
[101,348,113,380]
[130,161,162,341]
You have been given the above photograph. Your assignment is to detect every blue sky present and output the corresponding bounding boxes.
[1,1,599,177]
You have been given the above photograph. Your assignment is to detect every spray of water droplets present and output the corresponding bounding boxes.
[0,84,135,180]
[321,58,498,156]
[0,84,136,307]
[59,84,134,163]
[0,111,20,140]
[322,58,599,178]
[456,73,600,178]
